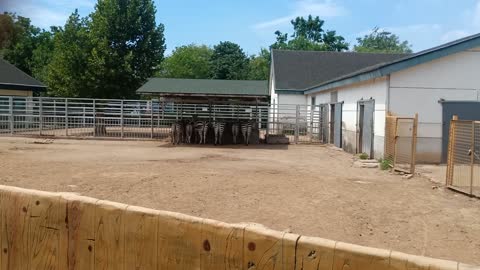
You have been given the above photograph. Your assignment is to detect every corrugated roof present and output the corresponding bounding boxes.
[136,78,268,96]
[272,50,408,91]
[0,59,46,91]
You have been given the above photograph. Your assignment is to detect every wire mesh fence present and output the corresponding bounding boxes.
[446,119,480,197]
[384,114,418,174]
[0,96,327,145]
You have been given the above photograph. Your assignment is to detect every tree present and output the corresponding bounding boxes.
[158,44,213,79]
[247,48,270,80]
[88,0,166,98]
[271,15,348,52]
[354,27,412,53]
[210,41,248,80]
[0,13,15,54]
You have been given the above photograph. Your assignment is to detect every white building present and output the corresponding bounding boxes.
[270,33,480,163]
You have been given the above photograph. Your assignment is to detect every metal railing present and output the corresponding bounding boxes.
[0,96,327,144]
[384,113,418,174]
[446,117,480,197]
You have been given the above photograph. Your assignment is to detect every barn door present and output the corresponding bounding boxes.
[358,100,375,158]
[333,103,343,148]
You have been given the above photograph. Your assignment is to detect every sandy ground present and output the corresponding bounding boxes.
[0,137,479,265]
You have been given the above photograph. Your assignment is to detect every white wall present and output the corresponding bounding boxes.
[278,93,307,105]
[307,77,388,158]
[389,49,480,163]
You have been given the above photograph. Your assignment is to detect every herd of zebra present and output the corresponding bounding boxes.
[171,120,254,145]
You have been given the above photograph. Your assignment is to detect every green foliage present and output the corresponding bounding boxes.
[379,158,392,170]
[158,44,213,79]
[271,15,349,52]
[247,48,270,80]
[354,27,413,53]
[210,41,249,80]
[359,153,369,160]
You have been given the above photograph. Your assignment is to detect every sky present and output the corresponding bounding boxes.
[2,0,480,55]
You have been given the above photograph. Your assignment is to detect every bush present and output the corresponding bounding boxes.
[358,153,369,160]
[379,158,392,170]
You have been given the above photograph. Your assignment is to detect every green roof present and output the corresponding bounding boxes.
[136,78,268,97]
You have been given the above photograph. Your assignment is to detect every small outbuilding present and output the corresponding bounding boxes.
[270,33,480,163]
[0,59,46,96]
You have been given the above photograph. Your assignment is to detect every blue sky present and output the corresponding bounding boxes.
[2,0,480,55]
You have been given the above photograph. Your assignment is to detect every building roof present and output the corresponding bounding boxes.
[305,32,480,94]
[0,59,46,91]
[271,50,408,92]
[136,78,268,97]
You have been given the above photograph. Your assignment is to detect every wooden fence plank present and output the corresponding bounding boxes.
[333,242,390,270]
[124,206,158,270]
[243,224,286,270]
[65,194,98,270]
[0,188,30,270]
[28,191,66,270]
[94,200,127,270]
[295,236,336,270]
[200,219,245,270]
[0,189,6,270]
[157,211,203,270]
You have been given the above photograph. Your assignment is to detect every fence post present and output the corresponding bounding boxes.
[53,100,57,128]
[83,107,86,127]
[410,113,418,174]
[446,115,458,186]
[39,97,43,135]
[121,100,124,138]
[150,100,154,139]
[9,97,13,134]
[295,105,300,144]
[93,99,96,137]
[65,98,68,136]
[470,121,475,196]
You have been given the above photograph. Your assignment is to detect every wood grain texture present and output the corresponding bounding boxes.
[333,242,390,270]
[157,211,203,270]
[124,206,158,270]
[200,219,245,270]
[243,224,285,270]
[295,236,336,270]
[65,194,98,270]
[94,200,128,270]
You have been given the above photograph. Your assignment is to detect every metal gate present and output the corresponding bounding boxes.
[358,99,375,158]
[441,101,480,163]
[384,114,418,174]
[446,117,480,198]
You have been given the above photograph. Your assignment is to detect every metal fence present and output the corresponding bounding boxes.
[384,114,418,174]
[446,118,480,197]
[0,96,326,144]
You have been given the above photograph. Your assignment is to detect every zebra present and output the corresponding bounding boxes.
[194,121,209,144]
[241,121,253,146]
[185,121,193,144]
[212,121,226,145]
[231,122,239,144]
[171,121,183,145]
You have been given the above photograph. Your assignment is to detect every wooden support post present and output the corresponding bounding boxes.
[410,113,418,174]
[121,100,124,138]
[470,121,475,196]
[93,100,96,137]
[9,97,13,134]
[446,115,458,186]
[295,105,300,144]
[150,100,154,139]
[393,117,399,170]
[39,97,43,135]
[65,98,69,136]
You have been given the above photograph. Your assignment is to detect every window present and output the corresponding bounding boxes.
[311,97,316,106]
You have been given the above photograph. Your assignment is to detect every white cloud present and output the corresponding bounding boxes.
[253,0,346,30]
[441,30,471,43]
[473,0,480,28]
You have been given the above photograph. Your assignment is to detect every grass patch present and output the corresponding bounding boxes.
[378,158,392,170]
[358,153,369,160]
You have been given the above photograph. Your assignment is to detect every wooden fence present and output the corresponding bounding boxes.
[385,113,418,174]
[0,185,477,270]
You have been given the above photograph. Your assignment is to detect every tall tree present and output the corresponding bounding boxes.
[271,15,348,52]
[247,48,270,80]
[158,44,213,79]
[210,41,248,80]
[88,0,166,98]
[354,27,412,53]
[0,13,15,54]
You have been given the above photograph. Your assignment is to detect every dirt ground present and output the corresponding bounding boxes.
[0,137,479,265]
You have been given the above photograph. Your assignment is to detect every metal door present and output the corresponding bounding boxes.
[333,103,343,148]
[442,101,480,163]
[359,100,375,158]
[319,104,329,143]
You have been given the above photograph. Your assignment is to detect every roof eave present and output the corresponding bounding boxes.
[0,83,47,92]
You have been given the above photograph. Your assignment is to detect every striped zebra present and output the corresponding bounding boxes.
[171,121,183,145]
[195,121,209,144]
[241,121,253,146]
[231,122,239,144]
[213,121,226,145]
[185,121,193,144]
